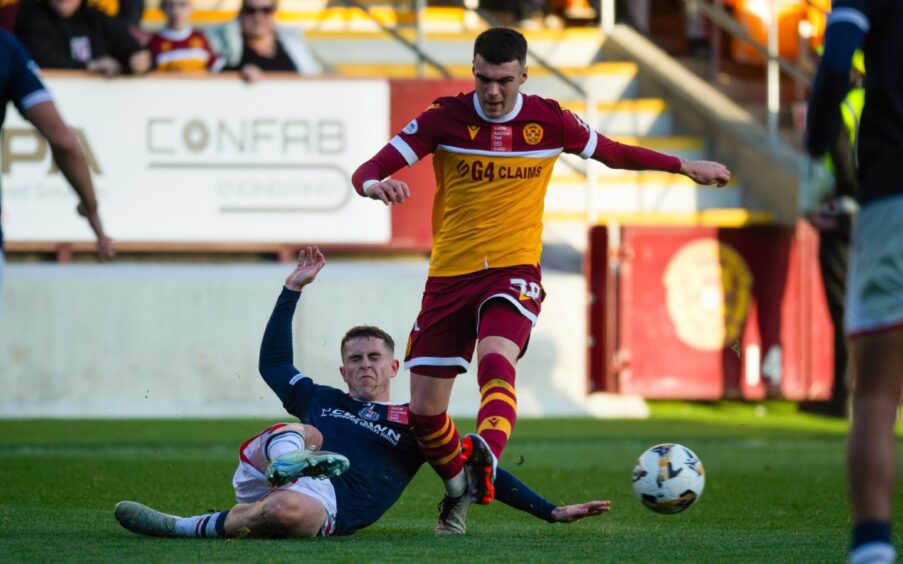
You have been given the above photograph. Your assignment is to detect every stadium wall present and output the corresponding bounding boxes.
[0,261,635,418]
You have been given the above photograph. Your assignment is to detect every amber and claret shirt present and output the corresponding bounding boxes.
[353,91,681,277]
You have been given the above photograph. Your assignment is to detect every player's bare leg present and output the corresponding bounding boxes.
[224,490,327,538]
[409,372,471,534]
[848,328,903,564]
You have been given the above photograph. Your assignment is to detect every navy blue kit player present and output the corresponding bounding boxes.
[0,29,114,292]
[115,247,610,539]
[806,2,903,563]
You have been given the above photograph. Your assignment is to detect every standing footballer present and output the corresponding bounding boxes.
[352,27,730,526]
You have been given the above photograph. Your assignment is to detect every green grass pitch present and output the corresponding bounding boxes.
[2,401,902,563]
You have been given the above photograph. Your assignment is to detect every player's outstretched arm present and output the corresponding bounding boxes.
[284,246,326,292]
[259,247,326,409]
[549,501,611,523]
[679,159,731,187]
[23,101,115,261]
[494,467,610,524]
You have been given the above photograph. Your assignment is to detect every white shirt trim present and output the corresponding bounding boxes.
[362,179,379,195]
[827,7,869,32]
[158,26,195,42]
[156,49,212,64]
[472,92,524,124]
[20,90,53,110]
[579,130,598,159]
[436,144,562,158]
[389,135,419,166]
[288,373,306,386]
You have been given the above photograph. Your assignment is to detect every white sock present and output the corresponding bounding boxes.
[444,468,467,498]
[264,431,306,461]
[850,542,897,564]
[173,511,228,538]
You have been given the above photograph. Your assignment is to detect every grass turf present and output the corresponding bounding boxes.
[1,401,902,563]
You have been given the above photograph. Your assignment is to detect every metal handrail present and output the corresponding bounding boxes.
[694,0,812,87]
[342,0,452,77]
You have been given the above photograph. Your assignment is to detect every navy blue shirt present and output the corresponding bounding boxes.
[807,0,903,205]
[259,288,557,536]
[1,30,52,246]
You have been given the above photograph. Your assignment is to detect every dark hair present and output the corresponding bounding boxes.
[474,27,527,66]
[341,325,395,355]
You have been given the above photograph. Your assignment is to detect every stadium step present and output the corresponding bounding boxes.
[332,62,639,103]
[304,28,603,69]
[545,173,743,218]
[558,98,673,137]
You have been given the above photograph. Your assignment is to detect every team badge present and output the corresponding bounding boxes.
[161,40,171,51]
[523,123,543,145]
[402,119,419,135]
[387,405,409,424]
[358,404,380,422]
[467,125,481,140]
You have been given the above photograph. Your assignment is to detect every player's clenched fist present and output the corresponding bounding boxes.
[364,179,411,206]
[679,159,731,187]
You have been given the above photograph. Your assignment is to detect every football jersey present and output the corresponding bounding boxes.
[276,375,423,536]
[148,27,219,71]
[260,288,558,534]
[391,91,596,277]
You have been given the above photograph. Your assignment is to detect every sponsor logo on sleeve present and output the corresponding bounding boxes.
[567,110,591,133]
[402,119,419,135]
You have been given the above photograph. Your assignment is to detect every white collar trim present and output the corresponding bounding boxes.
[158,27,194,41]
[472,92,523,124]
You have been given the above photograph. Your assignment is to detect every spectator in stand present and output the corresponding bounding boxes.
[85,0,143,27]
[15,0,151,76]
[149,0,222,72]
[205,0,322,83]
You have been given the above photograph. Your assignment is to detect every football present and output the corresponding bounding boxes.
[632,443,705,514]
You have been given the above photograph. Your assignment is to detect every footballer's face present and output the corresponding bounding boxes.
[473,54,527,119]
[339,337,398,402]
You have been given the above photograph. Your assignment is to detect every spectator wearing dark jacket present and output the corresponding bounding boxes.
[15,0,150,76]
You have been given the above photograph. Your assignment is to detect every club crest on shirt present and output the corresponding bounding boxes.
[358,405,380,422]
[387,405,409,424]
[403,119,419,135]
[523,123,543,145]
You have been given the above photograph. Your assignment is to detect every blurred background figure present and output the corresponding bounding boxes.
[799,49,865,420]
[0,29,114,303]
[205,0,322,83]
[14,0,151,76]
[0,0,19,31]
[148,0,222,72]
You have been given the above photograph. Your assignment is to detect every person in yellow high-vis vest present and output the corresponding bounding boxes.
[800,51,864,420]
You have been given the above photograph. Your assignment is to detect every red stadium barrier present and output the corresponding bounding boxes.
[586,221,834,400]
